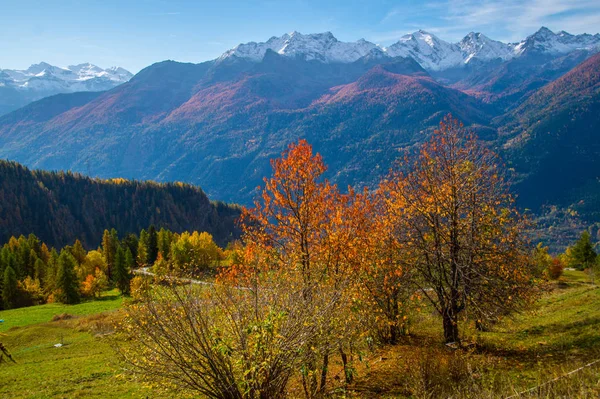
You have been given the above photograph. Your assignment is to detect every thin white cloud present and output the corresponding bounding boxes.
[436,0,600,40]
[150,12,182,16]
[378,0,600,43]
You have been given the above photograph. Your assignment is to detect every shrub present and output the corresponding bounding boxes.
[548,258,564,280]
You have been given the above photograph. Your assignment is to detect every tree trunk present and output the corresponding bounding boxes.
[442,309,459,343]
[319,351,329,394]
[389,323,398,345]
[339,347,353,385]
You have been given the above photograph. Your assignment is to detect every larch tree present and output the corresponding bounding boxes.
[385,115,536,343]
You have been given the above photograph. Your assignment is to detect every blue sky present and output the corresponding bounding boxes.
[1,0,599,73]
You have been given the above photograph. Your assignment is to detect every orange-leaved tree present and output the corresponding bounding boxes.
[384,114,536,343]
[236,139,361,397]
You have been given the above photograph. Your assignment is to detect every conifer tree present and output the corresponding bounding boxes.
[2,266,18,310]
[114,246,131,295]
[122,233,139,262]
[71,239,87,266]
[570,231,597,270]
[147,225,159,266]
[34,258,46,282]
[56,250,80,304]
[137,229,149,267]
[102,229,117,280]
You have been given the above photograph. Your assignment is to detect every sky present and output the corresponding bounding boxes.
[1,0,599,73]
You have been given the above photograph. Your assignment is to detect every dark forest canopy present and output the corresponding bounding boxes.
[0,160,241,249]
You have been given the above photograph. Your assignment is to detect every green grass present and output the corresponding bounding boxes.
[0,323,150,398]
[0,289,123,333]
[0,290,157,398]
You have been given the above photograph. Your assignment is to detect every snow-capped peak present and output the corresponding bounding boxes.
[218,28,600,71]
[0,62,132,95]
[385,30,464,70]
[219,31,377,63]
[514,27,600,56]
[459,32,514,63]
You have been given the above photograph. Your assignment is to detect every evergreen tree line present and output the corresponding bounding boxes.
[0,226,228,310]
[0,160,241,249]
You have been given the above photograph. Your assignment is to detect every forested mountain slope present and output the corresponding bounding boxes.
[0,160,240,248]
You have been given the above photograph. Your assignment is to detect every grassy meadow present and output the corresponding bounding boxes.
[1,272,600,398]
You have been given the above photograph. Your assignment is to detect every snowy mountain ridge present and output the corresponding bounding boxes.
[0,62,132,92]
[220,27,600,71]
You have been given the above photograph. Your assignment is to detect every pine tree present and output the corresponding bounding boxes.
[2,266,18,310]
[56,250,80,304]
[114,246,131,295]
[147,225,159,266]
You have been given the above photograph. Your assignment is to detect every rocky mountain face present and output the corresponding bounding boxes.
[0,62,132,116]
[0,28,599,234]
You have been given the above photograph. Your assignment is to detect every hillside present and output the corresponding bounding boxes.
[0,54,494,203]
[0,160,241,248]
[498,53,600,222]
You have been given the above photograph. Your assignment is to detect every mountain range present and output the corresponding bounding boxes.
[0,62,132,116]
[0,27,599,241]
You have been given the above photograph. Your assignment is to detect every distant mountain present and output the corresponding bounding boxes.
[497,53,600,221]
[0,160,240,249]
[0,62,132,116]
[0,27,599,231]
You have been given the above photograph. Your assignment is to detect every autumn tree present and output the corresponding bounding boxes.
[351,188,415,345]
[239,139,359,396]
[81,268,109,298]
[533,243,553,278]
[171,232,222,275]
[385,115,536,343]
[548,258,564,280]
